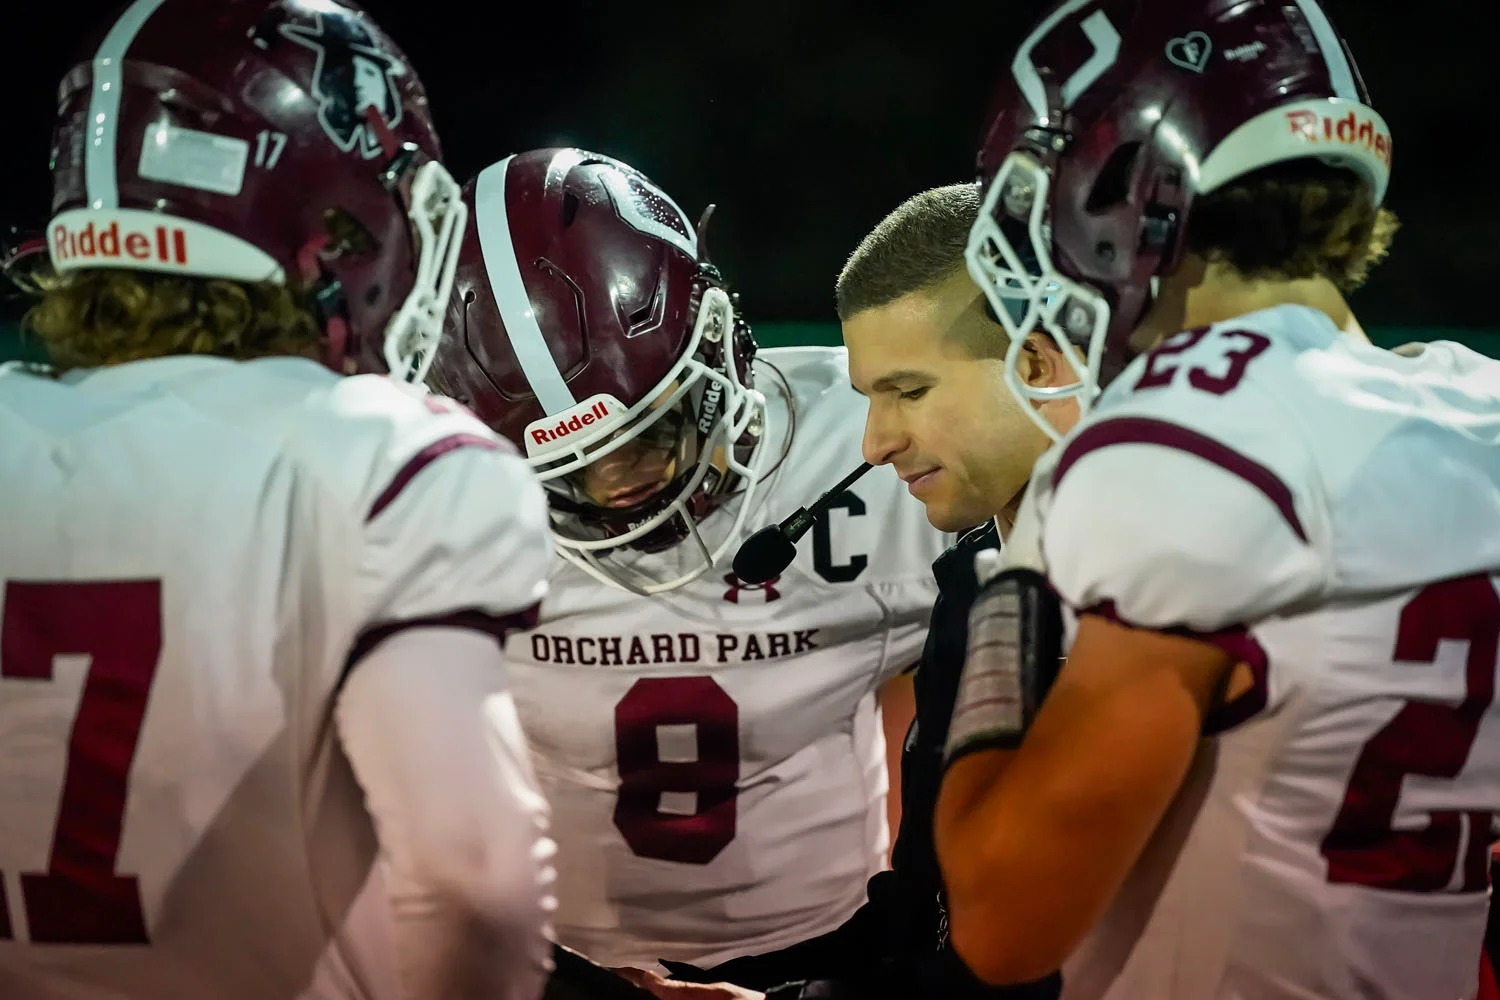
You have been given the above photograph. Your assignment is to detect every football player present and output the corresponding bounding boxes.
[427,148,951,971]
[0,2,555,998]
[936,1,1500,998]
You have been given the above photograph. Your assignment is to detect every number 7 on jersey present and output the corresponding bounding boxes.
[0,580,162,945]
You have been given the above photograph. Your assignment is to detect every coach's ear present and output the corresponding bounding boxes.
[1012,333,1069,390]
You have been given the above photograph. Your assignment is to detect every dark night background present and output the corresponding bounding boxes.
[1,0,1495,341]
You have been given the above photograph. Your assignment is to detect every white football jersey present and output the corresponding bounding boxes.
[505,346,951,969]
[1010,305,1500,1000]
[0,356,551,1000]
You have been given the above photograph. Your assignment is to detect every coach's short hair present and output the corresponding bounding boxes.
[836,182,1009,358]
[835,182,981,321]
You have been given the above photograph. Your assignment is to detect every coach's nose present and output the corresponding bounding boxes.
[861,398,909,469]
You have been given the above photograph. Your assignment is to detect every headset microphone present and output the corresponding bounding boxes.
[730,462,873,584]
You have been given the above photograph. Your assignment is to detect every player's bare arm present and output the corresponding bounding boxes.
[935,613,1234,984]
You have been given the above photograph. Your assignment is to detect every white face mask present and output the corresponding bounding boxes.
[524,287,769,596]
[966,151,1108,444]
[383,159,468,384]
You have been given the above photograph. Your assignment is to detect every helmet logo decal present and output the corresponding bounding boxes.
[1165,32,1213,74]
[1284,107,1392,170]
[598,168,698,261]
[723,573,781,604]
[280,11,405,159]
[1012,1,1121,117]
[522,394,628,458]
[697,379,725,435]
[1224,40,1268,64]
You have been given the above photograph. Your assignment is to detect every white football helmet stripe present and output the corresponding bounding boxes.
[1292,0,1361,100]
[474,155,578,415]
[86,0,170,210]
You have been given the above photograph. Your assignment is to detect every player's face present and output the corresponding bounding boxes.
[845,273,1065,532]
[575,382,692,508]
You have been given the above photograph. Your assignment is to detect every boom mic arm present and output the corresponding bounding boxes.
[731,462,872,584]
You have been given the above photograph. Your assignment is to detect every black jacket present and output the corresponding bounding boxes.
[676,522,1061,999]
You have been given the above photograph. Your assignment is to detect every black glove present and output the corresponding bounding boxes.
[943,555,1064,763]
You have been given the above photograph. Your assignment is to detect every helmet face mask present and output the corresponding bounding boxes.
[967,150,1105,443]
[552,391,697,513]
[536,286,770,594]
[381,157,469,384]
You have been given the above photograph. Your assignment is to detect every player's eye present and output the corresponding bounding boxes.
[899,386,930,402]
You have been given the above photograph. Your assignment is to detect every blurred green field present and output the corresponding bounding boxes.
[5,318,1498,365]
[744,323,1500,358]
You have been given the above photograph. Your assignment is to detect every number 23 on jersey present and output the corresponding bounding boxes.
[1134,326,1272,396]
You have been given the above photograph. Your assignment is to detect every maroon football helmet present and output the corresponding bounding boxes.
[967,0,1391,439]
[46,0,467,381]
[428,148,768,594]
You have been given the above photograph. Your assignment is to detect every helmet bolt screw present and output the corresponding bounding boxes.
[1065,302,1093,336]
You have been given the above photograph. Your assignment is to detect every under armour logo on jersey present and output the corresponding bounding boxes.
[280,10,404,159]
[723,572,780,604]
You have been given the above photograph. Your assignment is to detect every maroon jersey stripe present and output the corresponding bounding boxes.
[366,434,501,522]
[1055,416,1308,543]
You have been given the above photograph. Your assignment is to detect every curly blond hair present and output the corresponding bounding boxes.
[26,269,321,370]
[1187,160,1399,292]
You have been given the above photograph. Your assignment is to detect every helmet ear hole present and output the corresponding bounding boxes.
[1085,142,1143,213]
[321,207,376,257]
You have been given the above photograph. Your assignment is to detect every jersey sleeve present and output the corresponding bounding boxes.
[865,478,948,681]
[360,436,552,630]
[334,627,554,1000]
[312,378,554,635]
[1037,355,1330,634]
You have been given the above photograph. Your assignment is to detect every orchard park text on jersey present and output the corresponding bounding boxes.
[526,629,821,666]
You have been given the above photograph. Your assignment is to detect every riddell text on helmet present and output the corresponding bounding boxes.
[52,220,188,267]
[1285,109,1392,168]
[530,400,614,446]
